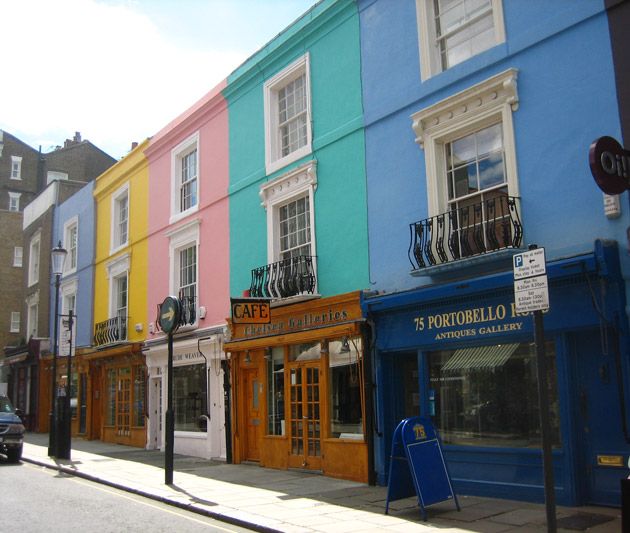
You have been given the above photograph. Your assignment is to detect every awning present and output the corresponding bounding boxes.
[441,343,519,372]
[0,353,28,367]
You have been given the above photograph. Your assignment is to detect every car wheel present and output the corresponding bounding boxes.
[6,445,22,463]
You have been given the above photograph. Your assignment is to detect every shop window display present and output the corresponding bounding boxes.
[173,363,207,432]
[329,337,363,439]
[428,340,560,447]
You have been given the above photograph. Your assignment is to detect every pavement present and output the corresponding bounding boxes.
[18,433,622,532]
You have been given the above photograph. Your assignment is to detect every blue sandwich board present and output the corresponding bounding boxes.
[385,417,460,520]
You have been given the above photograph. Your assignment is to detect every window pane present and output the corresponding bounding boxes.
[329,337,363,438]
[267,347,285,435]
[173,363,207,432]
[428,341,560,447]
[279,196,311,259]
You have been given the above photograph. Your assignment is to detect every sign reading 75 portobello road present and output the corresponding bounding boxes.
[513,248,549,313]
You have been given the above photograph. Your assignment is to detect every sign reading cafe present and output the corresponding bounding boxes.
[413,303,540,341]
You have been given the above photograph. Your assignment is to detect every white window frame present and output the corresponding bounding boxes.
[60,282,78,357]
[11,156,22,180]
[106,253,129,341]
[260,160,318,272]
[416,0,506,81]
[13,246,23,267]
[170,132,200,224]
[10,311,20,333]
[166,219,200,324]
[411,68,519,217]
[9,192,21,212]
[110,184,129,254]
[264,53,313,175]
[28,231,41,287]
[25,292,39,340]
[63,216,79,274]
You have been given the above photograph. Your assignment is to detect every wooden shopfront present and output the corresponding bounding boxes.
[225,291,370,483]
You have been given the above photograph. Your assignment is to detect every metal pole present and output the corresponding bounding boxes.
[165,332,174,485]
[48,274,60,457]
[534,309,557,532]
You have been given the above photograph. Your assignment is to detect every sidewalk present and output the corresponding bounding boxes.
[20,433,621,532]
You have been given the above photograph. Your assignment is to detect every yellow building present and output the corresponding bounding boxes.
[83,140,150,447]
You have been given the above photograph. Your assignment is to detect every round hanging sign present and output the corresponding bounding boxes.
[159,296,181,334]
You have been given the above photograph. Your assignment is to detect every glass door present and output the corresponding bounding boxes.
[288,363,321,470]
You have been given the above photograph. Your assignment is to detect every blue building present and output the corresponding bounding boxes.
[358,0,630,506]
[51,180,96,434]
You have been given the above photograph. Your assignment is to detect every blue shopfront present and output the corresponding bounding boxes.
[364,240,630,507]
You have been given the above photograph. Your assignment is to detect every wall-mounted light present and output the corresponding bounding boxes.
[199,306,207,319]
[135,323,143,332]
[244,351,252,364]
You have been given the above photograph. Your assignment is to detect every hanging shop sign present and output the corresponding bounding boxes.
[231,298,271,324]
[589,136,630,194]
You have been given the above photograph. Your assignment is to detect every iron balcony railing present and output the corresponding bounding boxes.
[409,195,523,270]
[249,255,317,299]
[93,315,127,346]
[154,292,197,333]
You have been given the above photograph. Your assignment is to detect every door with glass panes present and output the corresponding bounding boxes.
[287,362,322,470]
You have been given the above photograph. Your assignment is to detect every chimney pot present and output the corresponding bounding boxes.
[131,142,138,150]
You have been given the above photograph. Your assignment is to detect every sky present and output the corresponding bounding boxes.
[0,0,317,159]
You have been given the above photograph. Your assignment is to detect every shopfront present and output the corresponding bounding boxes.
[225,291,372,483]
[144,331,226,460]
[365,241,630,507]
[81,343,146,447]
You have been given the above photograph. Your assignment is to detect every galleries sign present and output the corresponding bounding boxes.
[589,136,630,194]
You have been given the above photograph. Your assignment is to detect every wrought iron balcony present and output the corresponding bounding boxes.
[249,255,317,299]
[93,315,127,346]
[409,195,523,270]
[178,292,197,327]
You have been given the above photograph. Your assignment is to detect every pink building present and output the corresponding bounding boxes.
[143,81,230,460]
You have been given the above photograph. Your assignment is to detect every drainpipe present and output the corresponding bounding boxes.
[362,321,376,486]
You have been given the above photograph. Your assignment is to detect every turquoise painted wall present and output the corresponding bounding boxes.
[225,0,368,298]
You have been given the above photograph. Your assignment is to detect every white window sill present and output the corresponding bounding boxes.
[169,204,199,225]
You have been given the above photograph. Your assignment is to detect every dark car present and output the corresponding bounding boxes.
[0,395,25,463]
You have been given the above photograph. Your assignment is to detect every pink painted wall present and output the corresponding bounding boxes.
[145,80,230,334]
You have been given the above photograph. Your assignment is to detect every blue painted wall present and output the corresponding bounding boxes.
[358,0,628,294]
[51,181,95,349]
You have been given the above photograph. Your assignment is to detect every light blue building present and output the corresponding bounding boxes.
[51,180,95,431]
[359,0,629,507]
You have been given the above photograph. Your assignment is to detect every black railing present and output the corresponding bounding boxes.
[154,293,197,333]
[93,315,127,346]
[250,255,317,299]
[178,292,196,327]
[408,195,523,270]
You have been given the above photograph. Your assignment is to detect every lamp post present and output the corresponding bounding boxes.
[48,241,67,458]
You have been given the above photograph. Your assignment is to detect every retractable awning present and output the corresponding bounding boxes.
[442,343,519,372]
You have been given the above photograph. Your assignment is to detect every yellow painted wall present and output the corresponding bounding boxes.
[93,139,150,342]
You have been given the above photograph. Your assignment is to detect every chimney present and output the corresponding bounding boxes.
[74,131,81,143]
[131,141,138,150]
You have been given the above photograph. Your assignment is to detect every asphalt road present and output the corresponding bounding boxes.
[0,458,254,533]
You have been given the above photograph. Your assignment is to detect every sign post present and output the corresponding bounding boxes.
[158,296,181,486]
[513,245,556,532]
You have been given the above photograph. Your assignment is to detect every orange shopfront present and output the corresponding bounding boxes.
[225,291,372,483]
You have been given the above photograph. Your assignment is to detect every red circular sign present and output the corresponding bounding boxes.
[589,136,630,195]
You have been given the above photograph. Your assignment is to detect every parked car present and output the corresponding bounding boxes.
[0,395,25,463]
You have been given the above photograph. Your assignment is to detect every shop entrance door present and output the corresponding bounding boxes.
[287,363,322,470]
[573,329,624,506]
[243,367,262,461]
[89,364,102,440]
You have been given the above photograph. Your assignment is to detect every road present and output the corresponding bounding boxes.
[0,459,254,533]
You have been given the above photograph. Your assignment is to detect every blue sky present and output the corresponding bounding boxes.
[0,0,316,159]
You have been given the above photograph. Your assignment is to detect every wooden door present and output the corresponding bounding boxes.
[288,363,322,470]
[243,367,262,461]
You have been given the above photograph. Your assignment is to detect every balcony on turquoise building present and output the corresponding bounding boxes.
[249,255,317,300]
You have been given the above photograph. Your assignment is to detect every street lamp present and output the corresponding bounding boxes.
[48,241,67,458]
